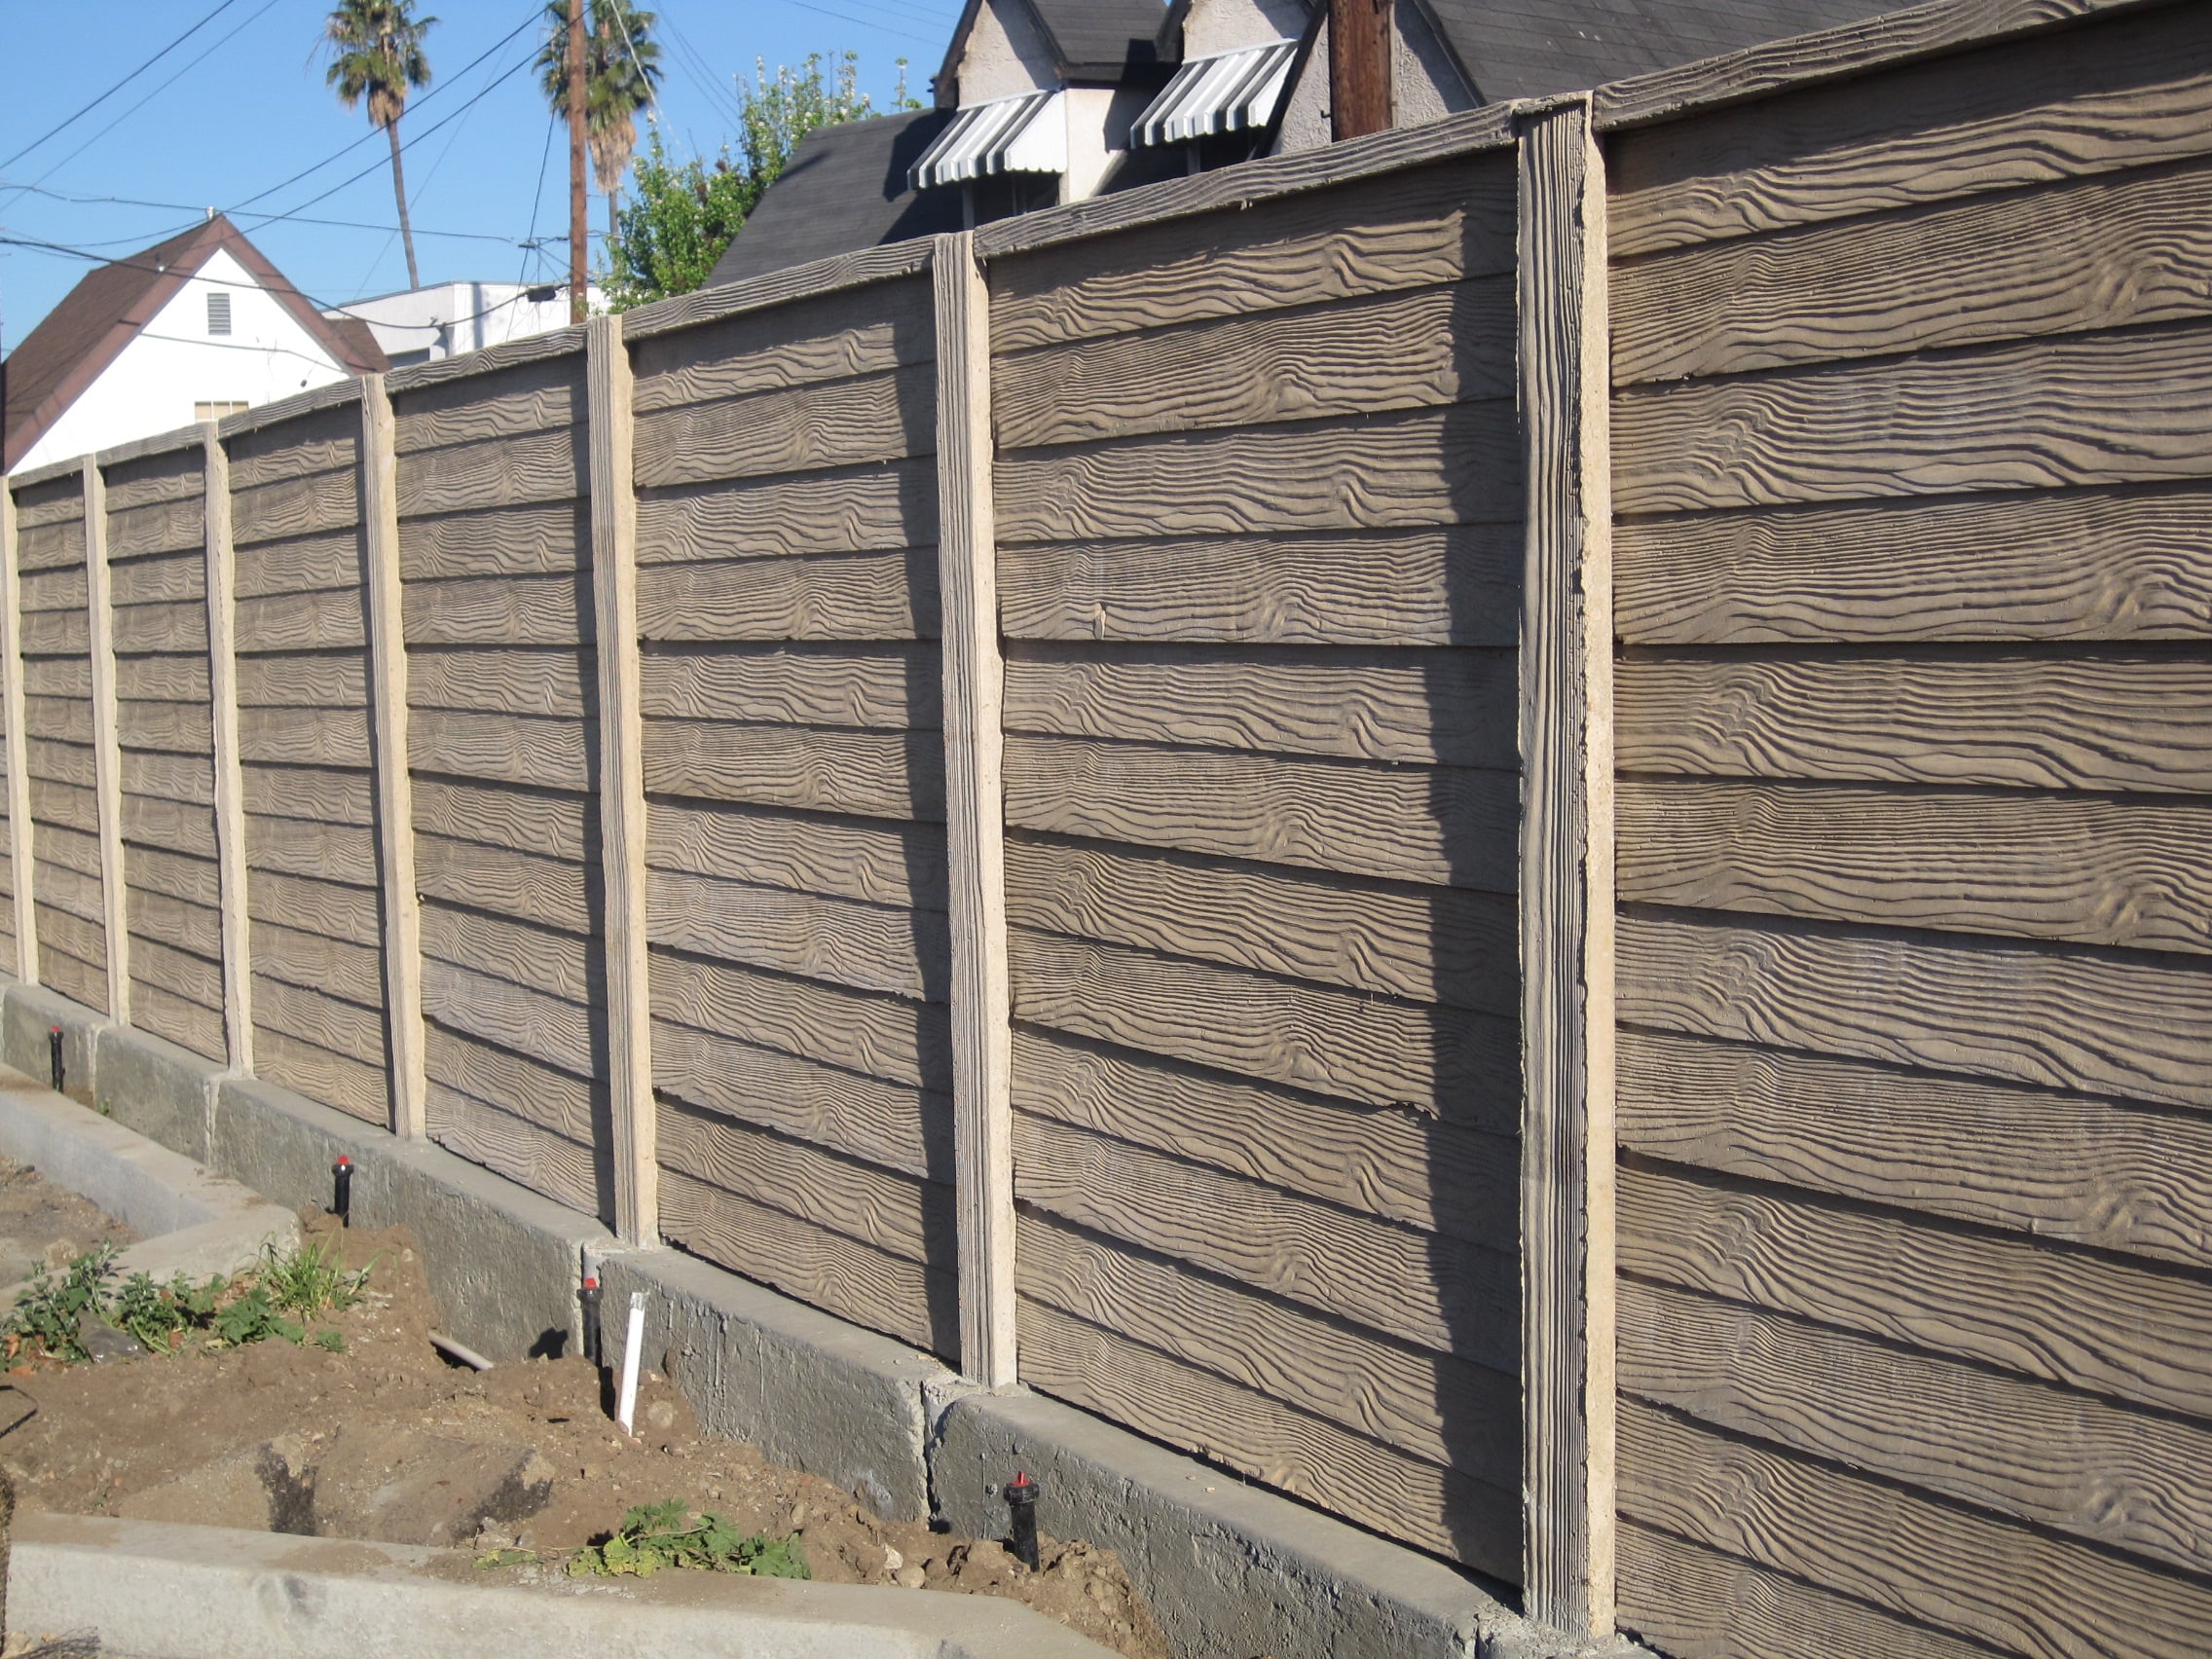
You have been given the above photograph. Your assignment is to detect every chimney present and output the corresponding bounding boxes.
[1330,0,1393,141]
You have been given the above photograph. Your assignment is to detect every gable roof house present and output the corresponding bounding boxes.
[3,214,385,474]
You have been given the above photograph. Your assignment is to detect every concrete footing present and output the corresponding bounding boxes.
[0,978,1621,1659]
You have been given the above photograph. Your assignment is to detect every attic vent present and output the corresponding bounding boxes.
[206,291,232,336]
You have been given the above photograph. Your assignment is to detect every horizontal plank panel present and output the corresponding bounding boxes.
[235,652,366,710]
[646,866,944,1002]
[250,918,385,1007]
[1000,521,1521,648]
[240,816,377,883]
[1619,777,2212,954]
[643,719,943,822]
[427,1092,598,1216]
[406,647,589,718]
[115,653,210,705]
[401,572,588,648]
[646,798,940,911]
[657,1166,947,1355]
[1012,1025,1512,1238]
[398,501,589,579]
[130,978,226,1063]
[1015,1112,1513,1358]
[636,550,938,644]
[99,455,203,511]
[124,877,219,944]
[994,279,1510,450]
[1022,1208,1515,1476]
[392,355,581,451]
[1613,325,2212,514]
[34,862,107,925]
[8,491,85,531]
[20,567,89,613]
[234,531,363,599]
[421,901,594,1003]
[252,1025,388,1124]
[23,695,92,745]
[33,900,104,964]
[634,459,935,565]
[1002,643,1515,767]
[1019,1297,1516,1578]
[994,404,1520,545]
[1005,734,1518,892]
[413,832,590,936]
[407,708,591,792]
[421,957,595,1079]
[1615,483,2212,645]
[244,870,381,948]
[1618,1396,2212,1659]
[1621,1160,2212,1420]
[116,699,213,756]
[1006,834,1516,1010]
[394,425,584,517]
[1621,907,2212,1113]
[650,1015,943,1182]
[30,780,100,836]
[424,1023,600,1149]
[630,276,935,411]
[1619,1026,2212,1270]
[105,504,204,564]
[1622,1276,2212,1574]
[121,795,217,860]
[1616,155,2212,384]
[1616,652,2212,793]
[237,706,371,768]
[235,589,365,651]
[631,363,935,492]
[120,751,212,807]
[226,411,355,488]
[989,158,1516,351]
[412,776,589,862]
[107,543,203,599]
[24,737,96,789]
[240,762,374,826]
[122,844,219,908]
[252,973,387,1066]
[231,467,359,544]
[23,657,92,699]
[18,612,90,656]
[110,600,206,654]
[125,933,222,1007]
[639,645,938,730]
[39,942,108,1014]
[650,945,948,1091]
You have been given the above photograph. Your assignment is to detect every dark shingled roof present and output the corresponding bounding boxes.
[706,109,968,289]
[935,0,1169,102]
[4,214,386,471]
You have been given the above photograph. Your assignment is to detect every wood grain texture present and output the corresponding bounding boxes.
[98,448,204,507]
[0,480,39,977]
[234,530,363,600]
[412,776,588,861]
[250,918,385,1007]
[243,870,380,948]
[251,1023,388,1124]
[224,411,356,488]
[398,501,589,580]
[241,815,378,882]
[39,940,108,1013]
[240,762,375,827]
[636,550,938,644]
[230,467,360,546]
[1004,833,1516,1011]
[108,545,204,601]
[401,572,588,648]
[630,276,934,412]
[1614,483,2212,645]
[251,973,387,1066]
[634,459,935,565]
[406,647,586,718]
[237,706,371,769]
[22,657,91,699]
[988,158,1515,352]
[994,404,1519,546]
[1621,1275,2212,1574]
[424,1023,601,1150]
[1014,1111,1514,1359]
[1618,1026,2212,1270]
[1002,642,1515,767]
[407,709,590,791]
[124,843,220,906]
[1616,154,2212,384]
[1614,323,2212,514]
[631,364,935,492]
[393,426,584,518]
[646,798,940,911]
[1618,1395,2212,1659]
[126,932,222,1007]
[20,563,89,610]
[130,976,225,1061]
[643,719,943,822]
[420,900,595,1003]
[1018,1296,1518,1578]
[17,612,90,656]
[993,279,1510,450]
[234,589,366,651]
[1620,906,2212,1113]
[421,957,596,1079]
[638,645,937,730]
[1616,651,2212,793]
[1003,733,1518,892]
[115,699,213,756]
[235,652,367,710]
[997,523,1523,647]
[427,1091,598,1216]
[413,832,589,935]
[109,600,206,655]
[1619,776,2212,953]
[31,780,100,836]
[1621,1160,2212,1420]
[646,866,944,1003]
[391,353,581,452]
[116,653,210,704]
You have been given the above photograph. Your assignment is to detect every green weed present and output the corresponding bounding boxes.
[4,1243,118,1362]
[567,1500,810,1580]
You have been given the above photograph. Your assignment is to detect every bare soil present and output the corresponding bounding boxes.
[0,1155,135,1291]
[0,1209,1170,1659]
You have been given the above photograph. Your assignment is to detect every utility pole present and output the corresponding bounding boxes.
[568,0,588,324]
[1330,0,1392,142]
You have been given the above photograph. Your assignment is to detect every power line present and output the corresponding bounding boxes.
[778,0,942,47]
[0,0,240,170]
[17,186,537,246]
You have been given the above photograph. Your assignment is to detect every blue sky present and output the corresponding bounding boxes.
[1,0,968,344]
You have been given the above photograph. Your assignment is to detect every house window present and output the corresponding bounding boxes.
[193,400,249,423]
[206,291,232,335]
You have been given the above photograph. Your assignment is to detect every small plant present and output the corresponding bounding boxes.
[261,1236,373,1322]
[113,1269,220,1353]
[5,1243,118,1362]
[568,1500,810,1580]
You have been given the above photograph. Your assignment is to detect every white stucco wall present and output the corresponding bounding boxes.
[954,0,1060,102]
[340,281,598,366]
[1186,0,1309,56]
[1274,0,1474,154]
[17,247,351,472]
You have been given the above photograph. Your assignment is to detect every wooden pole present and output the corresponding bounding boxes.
[587,312,657,1247]
[359,377,427,1137]
[203,425,253,1072]
[82,458,129,1024]
[1516,95,1616,1639]
[933,233,1016,1388]
[568,0,589,326]
[0,481,35,983]
[1330,0,1393,141]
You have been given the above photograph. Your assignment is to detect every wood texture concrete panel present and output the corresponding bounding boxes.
[14,522,86,571]
[1620,1160,2212,1420]
[235,652,368,710]
[406,646,589,718]
[631,363,935,492]
[104,499,205,562]
[121,794,218,859]
[224,410,356,487]
[401,571,589,648]
[1617,1396,2212,1659]
[125,933,223,1008]
[250,918,386,1008]
[232,530,363,600]
[1613,324,2212,514]
[988,158,1516,351]
[638,645,939,730]
[998,524,1523,647]
[649,945,949,1092]
[116,698,213,757]
[122,843,220,907]
[427,1091,598,1216]
[636,550,938,644]
[107,545,205,601]
[1615,651,2212,793]
[235,589,366,651]
[645,798,942,911]
[252,973,388,1066]
[1001,642,1516,767]
[35,902,105,966]
[22,657,92,699]
[398,501,590,580]
[24,736,95,789]
[633,459,936,565]
[992,279,1511,450]
[99,449,203,509]
[252,1024,389,1124]
[19,567,90,614]
[34,862,108,926]
[130,977,225,1062]
[646,866,945,1003]
[39,941,107,1014]
[230,467,360,545]
[643,719,944,822]
[8,486,87,529]
[18,612,90,656]
[29,780,100,836]
[243,870,382,948]
[392,353,581,452]
[629,276,935,412]
[394,426,585,517]
[22,695,92,746]
[240,764,377,830]
[1004,733,1518,892]
[421,956,596,1080]
[237,706,371,769]
[407,708,591,792]
[412,776,590,862]
[420,900,596,1004]
[412,831,590,935]
[109,600,206,655]
[1621,1275,2212,1575]
[994,404,1520,545]
[116,652,211,705]
[424,1022,601,1151]
[1614,484,2212,644]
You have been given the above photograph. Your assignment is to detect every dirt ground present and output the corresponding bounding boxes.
[0,1201,1171,1659]
[0,1156,134,1291]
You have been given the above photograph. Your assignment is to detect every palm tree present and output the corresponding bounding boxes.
[325,0,437,290]
[537,2,664,238]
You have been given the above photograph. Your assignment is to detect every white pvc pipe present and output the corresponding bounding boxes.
[614,1290,646,1437]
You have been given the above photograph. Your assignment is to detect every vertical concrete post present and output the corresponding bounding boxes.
[203,425,254,1072]
[83,458,130,1024]
[0,480,36,982]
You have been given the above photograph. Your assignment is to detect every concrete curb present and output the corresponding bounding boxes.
[8,1511,1119,1659]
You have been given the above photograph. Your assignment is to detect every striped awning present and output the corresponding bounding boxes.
[908,92,1065,190]
[1134,40,1299,147]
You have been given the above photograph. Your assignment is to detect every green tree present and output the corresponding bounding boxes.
[601,52,916,310]
[535,2,665,237]
[324,0,437,289]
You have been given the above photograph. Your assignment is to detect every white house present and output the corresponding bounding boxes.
[334,280,601,369]
[3,214,385,474]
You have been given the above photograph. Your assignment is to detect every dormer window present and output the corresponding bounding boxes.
[206,291,232,336]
